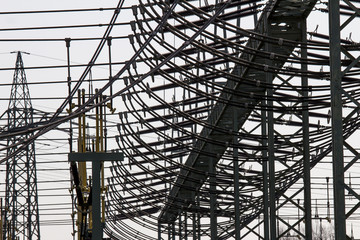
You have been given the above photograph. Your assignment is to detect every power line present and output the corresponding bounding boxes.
[0,7,130,15]
[0,22,130,32]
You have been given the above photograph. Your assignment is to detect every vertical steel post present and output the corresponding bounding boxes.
[329,0,346,238]
[168,223,171,240]
[65,40,74,238]
[12,195,16,240]
[172,223,176,240]
[301,18,312,239]
[265,16,277,240]
[210,157,217,239]
[233,109,241,240]
[68,152,123,240]
[262,100,270,240]
[262,2,277,238]
[197,192,200,240]
[92,159,102,240]
[158,222,162,240]
[267,60,277,239]
[65,38,73,154]
[0,199,2,240]
[107,36,113,108]
[179,211,182,240]
[184,210,188,240]
[76,90,83,240]
[268,113,277,240]
[192,210,196,240]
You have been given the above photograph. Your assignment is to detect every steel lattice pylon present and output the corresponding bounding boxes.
[4,51,40,240]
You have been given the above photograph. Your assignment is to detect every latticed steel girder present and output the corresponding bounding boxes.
[159,0,318,224]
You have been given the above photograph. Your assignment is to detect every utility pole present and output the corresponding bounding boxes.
[4,51,40,240]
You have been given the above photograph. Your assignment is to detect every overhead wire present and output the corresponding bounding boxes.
[2,0,360,238]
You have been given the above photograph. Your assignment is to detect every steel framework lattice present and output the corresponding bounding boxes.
[4,52,40,240]
[1,0,360,239]
[101,0,360,239]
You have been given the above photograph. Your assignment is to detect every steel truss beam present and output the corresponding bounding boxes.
[159,0,318,227]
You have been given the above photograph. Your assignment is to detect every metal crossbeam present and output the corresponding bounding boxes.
[68,152,123,240]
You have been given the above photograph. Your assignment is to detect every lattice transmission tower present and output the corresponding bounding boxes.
[4,51,40,240]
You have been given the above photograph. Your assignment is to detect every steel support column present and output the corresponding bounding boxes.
[265,13,277,239]
[210,157,217,239]
[262,2,277,237]
[179,211,182,240]
[233,109,241,240]
[158,222,162,240]
[262,99,269,240]
[196,193,200,240]
[172,223,175,240]
[328,0,346,238]
[301,18,312,239]
[192,210,196,240]
[184,211,188,240]
[92,159,102,240]
[68,152,123,240]
[168,223,171,240]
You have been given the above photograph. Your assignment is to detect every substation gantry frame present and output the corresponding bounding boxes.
[68,89,114,240]
[7,0,355,239]
[109,0,360,239]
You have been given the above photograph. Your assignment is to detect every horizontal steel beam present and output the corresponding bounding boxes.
[68,152,124,162]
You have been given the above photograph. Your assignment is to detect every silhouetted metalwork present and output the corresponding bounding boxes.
[4,51,40,240]
[103,0,360,239]
[1,0,359,239]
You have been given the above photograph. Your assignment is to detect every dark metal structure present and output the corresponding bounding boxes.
[103,0,360,239]
[4,52,40,240]
[1,0,360,239]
